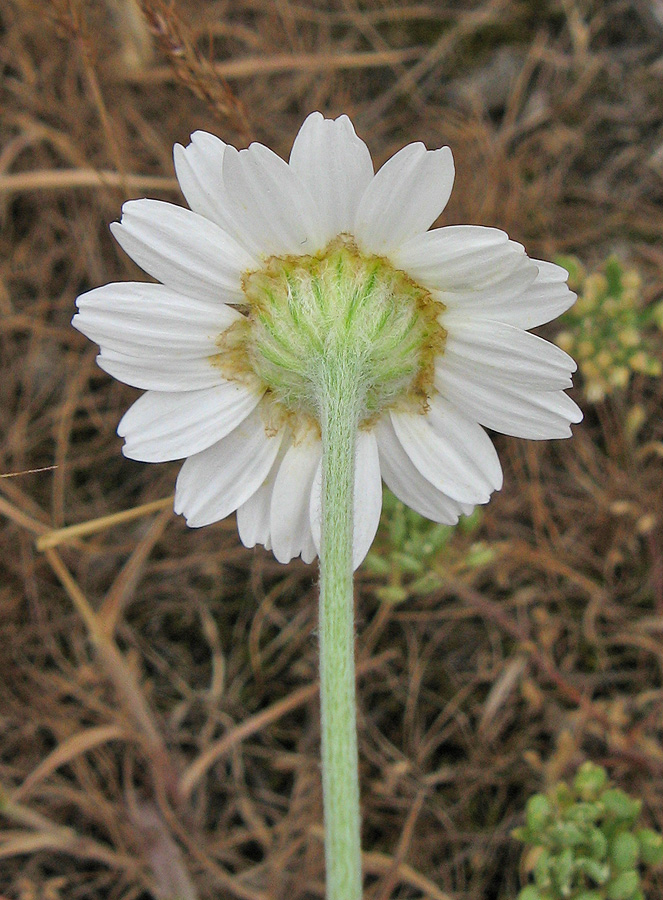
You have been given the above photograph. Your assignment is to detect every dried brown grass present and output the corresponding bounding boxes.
[2,0,663,897]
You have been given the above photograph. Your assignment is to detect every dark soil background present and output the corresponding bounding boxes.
[2,1,663,898]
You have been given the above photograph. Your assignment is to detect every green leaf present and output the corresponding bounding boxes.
[534,849,552,888]
[550,821,585,847]
[600,789,642,825]
[610,831,640,871]
[637,827,663,866]
[577,857,610,884]
[552,847,574,895]
[517,886,541,900]
[586,827,608,861]
[605,870,640,900]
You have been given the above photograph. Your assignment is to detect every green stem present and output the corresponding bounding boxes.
[317,363,363,900]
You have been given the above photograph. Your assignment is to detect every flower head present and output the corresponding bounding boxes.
[73,112,582,568]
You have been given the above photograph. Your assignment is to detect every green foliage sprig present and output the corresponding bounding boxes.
[364,491,494,602]
[554,256,663,404]
[514,762,663,900]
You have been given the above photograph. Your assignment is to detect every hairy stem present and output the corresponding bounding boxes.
[317,361,363,900]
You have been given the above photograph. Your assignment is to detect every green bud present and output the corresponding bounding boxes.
[629,351,651,374]
[618,327,640,348]
[637,827,663,866]
[565,801,602,826]
[640,356,662,376]
[574,762,608,800]
[605,870,640,900]
[610,831,640,871]
[526,794,553,832]
[555,331,575,353]
[553,782,574,807]
[609,365,630,387]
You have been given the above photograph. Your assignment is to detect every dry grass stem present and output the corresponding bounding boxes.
[0,169,179,194]
[36,497,175,550]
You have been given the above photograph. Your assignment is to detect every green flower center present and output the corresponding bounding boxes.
[214,236,445,433]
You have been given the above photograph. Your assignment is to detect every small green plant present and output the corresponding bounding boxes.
[554,256,663,404]
[513,762,663,899]
[364,490,495,602]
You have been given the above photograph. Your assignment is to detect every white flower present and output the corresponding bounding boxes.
[73,112,582,569]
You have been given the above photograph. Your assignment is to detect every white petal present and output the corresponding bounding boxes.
[309,429,383,570]
[517,260,577,329]
[354,143,454,253]
[532,260,568,281]
[222,143,322,256]
[173,132,248,242]
[435,361,583,439]
[396,227,577,329]
[390,399,502,505]
[174,408,284,527]
[375,416,471,524]
[442,318,577,389]
[74,282,240,359]
[236,472,274,552]
[237,436,319,565]
[269,433,321,564]
[442,256,576,330]
[437,260,542,327]
[118,382,263,462]
[288,112,374,245]
[236,442,285,552]
[299,529,318,565]
[97,347,226,391]
[110,200,254,302]
[173,132,226,222]
[350,430,383,567]
[393,225,532,289]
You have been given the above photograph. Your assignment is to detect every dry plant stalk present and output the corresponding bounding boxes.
[51,0,129,180]
[139,0,253,142]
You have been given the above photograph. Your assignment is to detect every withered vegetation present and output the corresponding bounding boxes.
[2,0,663,898]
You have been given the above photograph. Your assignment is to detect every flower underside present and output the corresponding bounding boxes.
[214,236,446,437]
